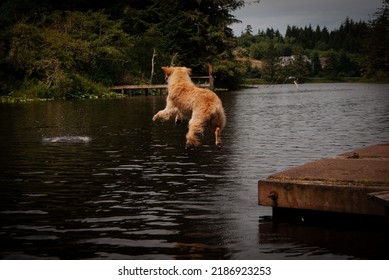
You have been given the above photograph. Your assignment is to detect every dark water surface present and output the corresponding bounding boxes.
[1,83,388,259]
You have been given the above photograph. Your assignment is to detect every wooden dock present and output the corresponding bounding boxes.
[110,81,211,95]
[258,144,389,222]
[110,64,214,95]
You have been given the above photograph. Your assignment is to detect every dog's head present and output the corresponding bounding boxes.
[162,66,192,82]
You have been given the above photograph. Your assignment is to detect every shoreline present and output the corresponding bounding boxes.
[243,76,389,86]
[1,80,389,103]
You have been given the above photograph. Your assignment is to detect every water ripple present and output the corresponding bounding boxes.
[42,135,91,143]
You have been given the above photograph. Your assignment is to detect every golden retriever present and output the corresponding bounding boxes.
[152,66,226,149]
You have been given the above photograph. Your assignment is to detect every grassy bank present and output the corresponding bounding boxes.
[0,90,126,103]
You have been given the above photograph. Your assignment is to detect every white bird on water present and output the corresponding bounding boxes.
[288,76,299,90]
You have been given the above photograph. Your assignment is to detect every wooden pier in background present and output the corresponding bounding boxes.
[110,84,166,96]
[110,80,211,96]
[110,64,214,95]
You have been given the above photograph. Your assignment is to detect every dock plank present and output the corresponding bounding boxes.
[110,84,167,90]
[110,83,211,92]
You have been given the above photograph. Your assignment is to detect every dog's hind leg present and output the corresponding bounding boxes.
[185,118,204,149]
[215,126,222,149]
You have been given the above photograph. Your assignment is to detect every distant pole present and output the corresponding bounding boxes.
[149,48,157,84]
[170,53,178,67]
[208,64,214,90]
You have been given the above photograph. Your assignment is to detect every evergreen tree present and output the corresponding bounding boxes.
[262,42,280,81]
[311,51,321,75]
[364,0,389,75]
[244,25,253,35]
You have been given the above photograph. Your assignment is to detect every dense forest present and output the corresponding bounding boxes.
[237,19,367,82]
[0,0,388,99]
[237,1,389,83]
[0,0,245,99]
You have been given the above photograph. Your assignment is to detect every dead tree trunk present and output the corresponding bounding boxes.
[170,52,178,66]
[149,48,157,84]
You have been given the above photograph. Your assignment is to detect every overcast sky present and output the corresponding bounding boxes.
[231,0,383,36]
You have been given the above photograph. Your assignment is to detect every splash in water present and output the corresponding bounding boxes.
[42,136,92,143]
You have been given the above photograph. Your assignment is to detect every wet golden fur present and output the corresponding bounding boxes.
[152,66,226,149]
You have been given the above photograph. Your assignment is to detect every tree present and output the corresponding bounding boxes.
[114,0,246,86]
[311,51,321,75]
[3,11,134,98]
[244,25,253,35]
[261,42,280,81]
[364,0,389,75]
[323,51,340,77]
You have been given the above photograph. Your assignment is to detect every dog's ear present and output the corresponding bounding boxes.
[162,67,174,76]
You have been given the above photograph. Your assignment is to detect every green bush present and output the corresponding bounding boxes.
[10,79,51,100]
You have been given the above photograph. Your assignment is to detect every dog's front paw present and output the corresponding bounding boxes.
[185,138,200,150]
[185,143,195,150]
[152,114,159,122]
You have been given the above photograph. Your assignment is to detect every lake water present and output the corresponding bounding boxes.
[0,83,388,259]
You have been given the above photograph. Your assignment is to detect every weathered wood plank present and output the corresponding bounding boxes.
[110,84,167,90]
[110,83,211,92]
